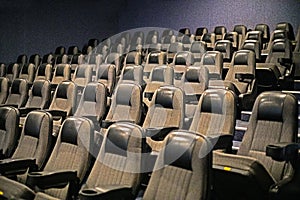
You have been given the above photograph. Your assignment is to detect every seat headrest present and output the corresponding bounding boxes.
[196,27,208,35]
[122,66,135,81]
[155,88,175,109]
[272,40,286,52]
[214,42,228,52]
[164,131,197,171]
[203,53,217,65]
[126,52,138,64]
[61,118,78,145]
[175,52,192,65]
[56,82,70,99]
[105,124,130,157]
[202,33,212,42]
[257,92,286,122]
[201,90,225,114]
[24,111,46,138]
[185,68,199,83]
[191,41,206,53]
[32,80,45,97]
[233,51,250,65]
[214,26,226,34]
[116,84,134,106]
[106,53,119,64]
[273,30,287,40]
[234,25,247,34]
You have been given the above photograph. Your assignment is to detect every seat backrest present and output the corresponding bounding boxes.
[29,54,41,69]
[6,63,20,83]
[105,52,122,75]
[119,65,143,86]
[195,27,208,40]
[42,117,93,199]
[51,64,71,85]
[19,63,36,84]
[233,24,247,49]
[25,80,51,109]
[16,54,28,69]
[190,41,207,64]
[12,110,52,170]
[42,53,54,65]
[74,82,107,123]
[200,51,223,80]
[145,30,159,45]
[0,63,6,77]
[5,79,29,108]
[54,46,66,55]
[202,33,216,49]
[143,130,212,200]
[214,40,233,62]
[255,23,270,45]
[189,89,236,145]
[225,50,256,94]
[72,64,92,88]
[0,77,9,104]
[275,22,295,41]
[223,32,239,50]
[49,81,77,116]
[241,39,261,61]
[244,30,263,50]
[237,91,298,181]
[105,83,142,124]
[67,46,79,55]
[0,106,20,158]
[124,51,142,66]
[96,64,116,96]
[35,63,52,81]
[214,26,227,41]
[144,51,167,81]
[81,122,147,197]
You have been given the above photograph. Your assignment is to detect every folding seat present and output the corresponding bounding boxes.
[142,130,212,200]
[118,65,144,88]
[72,64,92,90]
[101,82,142,129]
[189,89,237,150]
[5,63,20,84]
[214,26,227,41]
[143,43,162,62]
[19,63,36,85]
[51,63,71,88]
[213,91,298,200]
[194,27,208,41]
[201,33,216,50]
[4,79,29,108]
[200,51,223,81]
[221,50,257,110]
[78,122,149,199]
[241,39,261,62]
[143,51,167,83]
[180,66,209,129]
[0,116,94,200]
[233,24,247,49]
[47,81,77,136]
[190,41,207,64]
[244,30,263,50]
[95,64,116,96]
[171,51,194,87]
[0,77,9,104]
[105,52,123,76]
[214,40,233,63]
[95,41,110,59]
[143,65,174,106]
[0,106,20,158]
[115,32,131,49]
[74,82,107,131]
[35,63,53,81]
[142,85,185,151]
[255,23,270,49]
[41,53,54,65]
[275,22,295,41]
[223,32,239,50]
[29,54,41,69]
[67,45,80,56]
[88,38,100,48]
[0,110,52,181]
[16,54,28,69]
[0,63,6,77]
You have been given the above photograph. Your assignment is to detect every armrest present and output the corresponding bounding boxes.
[79,185,133,200]
[266,142,299,162]
[145,127,178,141]
[101,119,116,129]
[0,158,37,176]
[44,110,67,121]
[19,107,41,116]
[26,170,78,190]
[235,73,255,83]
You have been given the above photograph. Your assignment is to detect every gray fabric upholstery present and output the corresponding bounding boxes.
[26,80,51,109]
[35,64,53,81]
[200,51,223,81]
[51,64,71,85]
[72,64,92,88]
[96,64,116,96]
[143,51,167,83]
[5,79,29,108]
[119,65,143,86]
[190,41,207,64]
[143,130,212,200]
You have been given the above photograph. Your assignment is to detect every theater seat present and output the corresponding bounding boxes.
[79,122,149,200]
[118,65,144,87]
[4,79,29,108]
[190,41,207,64]
[143,51,167,83]
[5,63,20,84]
[189,89,237,150]
[19,63,36,85]
[35,64,53,81]
[171,51,194,87]
[72,64,92,89]
[95,64,116,96]
[143,130,212,200]
[255,23,270,49]
[213,91,298,200]
[51,64,71,88]
[194,27,208,41]
[200,51,223,81]
[0,77,9,104]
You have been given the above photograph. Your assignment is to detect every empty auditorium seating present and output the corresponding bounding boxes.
[171,51,194,87]
[0,63,5,77]
[244,30,263,50]
[5,63,20,84]
[143,130,212,200]
[72,64,92,89]
[118,65,144,87]
[275,22,295,41]
[255,23,270,49]
[105,52,123,76]
[4,78,29,108]
[214,40,233,63]
[202,33,216,50]
[28,54,41,69]
[16,54,28,69]
[213,91,298,200]
[223,31,239,50]
[123,51,142,67]
[167,42,184,63]
[241,39,261,61]
[0,106,20,158]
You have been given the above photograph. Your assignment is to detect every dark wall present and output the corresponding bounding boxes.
[0,0,124,63]
[119,0,300,35]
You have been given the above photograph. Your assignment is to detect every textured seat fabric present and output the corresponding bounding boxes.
[214,40,233,62]
[190,41,207,64]
[200,51,223,81]
[171,51,194,87]
[189,89,236,149]
[213,91,298,200]
[118,65,143,87]
[26,80,51,109]
[105,83,142,125]
[79,122,148,199]
[143,130,212,200]
[5,79,29,108]
[35,64,53,81]
[72,64,92,88]
[19,63,36,84]
[0,77,9,104]
[233,24,247,49]
[143,51,167,83]
[96,64,116,96]
[5,63,20,84]
[51,64,71,87]
[143,86,185,151]
[0,106,20,158]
